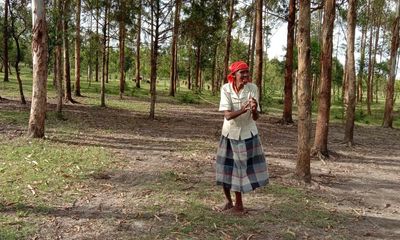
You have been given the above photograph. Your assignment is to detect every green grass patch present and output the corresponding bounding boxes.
[0,136,112,205]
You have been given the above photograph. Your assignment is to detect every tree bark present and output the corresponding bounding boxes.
[383,1,400,128]
[3,0,9,82]
[55,0,63,114]
[254,0,263,108]
[135,1,142,88]
[169,0,181,96]
[357,24,367,103]
[95,0,99,82]
[63,0,75,103]
[343,0,357,145]
[149,0,159,119]
[195,45,201,90]
[28,0,48,138]
[9,1,27,104]
[119,0,126,99]
[281,0,295,124]
[74,0,81,96]
[101,0,108,106]
[296,0,312,183]
[313,0,335,158]
[223,0,234,84]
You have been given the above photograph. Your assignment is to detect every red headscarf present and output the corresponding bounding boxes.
[227,61,249,83]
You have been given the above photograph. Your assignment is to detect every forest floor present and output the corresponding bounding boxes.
[1,93,400,240]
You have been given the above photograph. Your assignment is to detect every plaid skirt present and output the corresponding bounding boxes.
[216,134,268,193]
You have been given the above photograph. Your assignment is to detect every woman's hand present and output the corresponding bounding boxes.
[249,97,257,112]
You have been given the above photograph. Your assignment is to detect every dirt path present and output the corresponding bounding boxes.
[1,98,400,239]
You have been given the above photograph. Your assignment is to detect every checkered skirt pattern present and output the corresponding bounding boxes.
[216,135,268,193]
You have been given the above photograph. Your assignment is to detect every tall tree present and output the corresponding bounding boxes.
[9,0,28,104]
[382,0,400,128]
[312,0,336,158]
[281,0,295,124]
[135,0,142,88]
[28,0,48,138]
[3,0,9,82]
[55,0,63,114]
[149,0,160,119]
[296,0,312,183]
[223,0,234,84]
[169,0,182,96]
[101,0,109,106]
[254,0,263,107]
[62,0,75,103]
[118,0,126,99]
[75,0,82,96]
[357,23,367,103]
[343,0,358,146]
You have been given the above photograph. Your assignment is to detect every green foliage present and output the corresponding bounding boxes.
[177,92,200,104]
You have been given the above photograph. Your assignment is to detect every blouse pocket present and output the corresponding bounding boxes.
[231,95,245,111]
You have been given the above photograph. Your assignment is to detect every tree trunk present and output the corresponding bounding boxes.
[28,0,48,138]
[296,0,312,183]
[366,2,373,115]
[3,0,9,82]
[195,45,201,90]
[281,0,295,124]
[101,0,108,106]
[119,1,126,99]
[313,0,335,158]
[63,0,75,103]
[55,0,63,114]
[74,0,81,96]
[372,20,381,104]
[343,0,357,145]
[249,2,256,78]
[9,2,26,104]
[135,1,142,88]
[95,0,99,82]
[11,30,26,105]
[357,24,367,103]
[149,0,159,119]
[223,0,234,84]
[169,0,181,96]
[106,10,110,84]
[211,44,218,95]
[254,0,263,109]
[383,1,400,128]
[188,47,192,90]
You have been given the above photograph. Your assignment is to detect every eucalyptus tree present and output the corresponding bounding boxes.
[312,0,336,159]
[9,0,30,104]
[296,0,312,183]
[75,0,82,96]
[135,0,142,88]
[169,0,181,96]
[382,0,400,128]
[62,0,76,103]
[254,0,263,105]
[28,0,48,138]
[222,0,234,85]
[181,0,224,91]
[145,0,173,119]
[3,0,9,82]
[343,0,357,146]
[281,0,295,124]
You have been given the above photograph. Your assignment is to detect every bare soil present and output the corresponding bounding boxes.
[1,97,399,239]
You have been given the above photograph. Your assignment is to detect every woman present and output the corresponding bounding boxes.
[215,61,269,212]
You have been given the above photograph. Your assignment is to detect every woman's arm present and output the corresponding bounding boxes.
[224,102,250,120]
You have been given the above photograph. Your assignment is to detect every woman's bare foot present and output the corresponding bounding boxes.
[213,202,234,212]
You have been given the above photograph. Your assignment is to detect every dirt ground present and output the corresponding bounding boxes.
[1,97,400,239]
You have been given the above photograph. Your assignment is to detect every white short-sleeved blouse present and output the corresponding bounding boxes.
[219,82,261,140]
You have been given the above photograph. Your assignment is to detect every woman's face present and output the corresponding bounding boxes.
[234,69,250,89]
